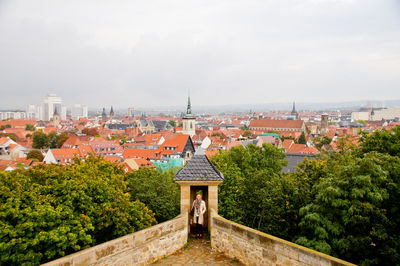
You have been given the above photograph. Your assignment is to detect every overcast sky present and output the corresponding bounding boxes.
[0,0,399,109]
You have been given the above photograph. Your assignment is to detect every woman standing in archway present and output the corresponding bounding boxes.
[191,193,206,238]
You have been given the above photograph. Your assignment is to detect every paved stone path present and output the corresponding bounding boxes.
[153,237,244,266]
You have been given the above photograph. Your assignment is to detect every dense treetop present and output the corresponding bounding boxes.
[212,126,400,265]
[0,156,157,265]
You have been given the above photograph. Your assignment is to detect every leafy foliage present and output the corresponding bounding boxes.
[294,152,396,265]
[126,168,180,223]
[26,149,44,162]
[32,131,70,149]
[298,132,307,144]
[25,124,35,131]
[0,156,156,265]
[242,130,252,138]
[32,130,48,149]
[82,128,99,136]
[213,126,400,265]
[212,144,303,239]
[360,127,400,157]
[168,120,177,127]
[110,134,128,145]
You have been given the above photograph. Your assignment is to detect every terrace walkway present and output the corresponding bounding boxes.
[154,237,243,266]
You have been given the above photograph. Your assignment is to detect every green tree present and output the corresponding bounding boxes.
[127,168,180,223]
[313,136,332,150]
[25,124,35,131]
[56,132,70,148]
[168,120,177,128]
[5,124,11,128]
[211,144,302,240]
[242,130,252,138]
[26,149,44,161]
[110,134,128,145]
[3,134,16,141]
[295,152,398,265]
[0,155,156,265]
[32,130,49,149]
[360,126,400,157]
[240,125,249,131]
[82,128,99,136]
[48,131,58,148]
[298,132,306,144]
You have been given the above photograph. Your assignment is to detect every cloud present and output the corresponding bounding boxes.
[0,0,399,109]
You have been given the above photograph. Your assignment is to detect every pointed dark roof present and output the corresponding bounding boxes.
[186,95,192,115]
[292,102,296,113]
[174,148,224,181]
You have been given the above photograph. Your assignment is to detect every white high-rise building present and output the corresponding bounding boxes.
[26,105,37,120]
[72,104,88,120]
[128,107,135,117]
[41,94,66,121]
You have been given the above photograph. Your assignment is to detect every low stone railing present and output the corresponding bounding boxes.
[210,209,355,266]
[42,211,188,266]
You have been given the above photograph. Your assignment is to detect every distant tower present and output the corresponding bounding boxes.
[291,102,299,119]
[320,113,329,136]
[53,109,61,128]
[101,107,107,120]
[182,95,195,137]
[128,107,134,117]
[370,109,375,121]
[110,106,115,118]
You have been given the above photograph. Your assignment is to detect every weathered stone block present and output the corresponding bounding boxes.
[263,248,278,263]
[231,223,246,237]
[246,230,260,244]
[299,250,321,265]
[214,218,231,231]
[73,250,96,266]
[95,245,115,260]
[259,234,275,248]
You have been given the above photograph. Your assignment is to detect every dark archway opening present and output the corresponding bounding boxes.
[190,185,209,232]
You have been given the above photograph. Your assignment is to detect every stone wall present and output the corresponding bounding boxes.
[210,209,355,266]
[43,212,188,266]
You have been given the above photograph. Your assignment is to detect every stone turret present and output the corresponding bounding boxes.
[174,148,224,231]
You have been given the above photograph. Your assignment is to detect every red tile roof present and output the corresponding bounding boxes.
[133,158,155,168]
[250,119,303,129]
[122,148,158,159]
[159,135,190,153]
[0,119,36,128]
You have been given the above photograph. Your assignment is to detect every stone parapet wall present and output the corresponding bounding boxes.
[210,209,355,266]
[42,212,188,266]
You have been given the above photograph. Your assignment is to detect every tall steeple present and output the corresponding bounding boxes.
[182,93,195,136]
[110,106,115,118]
[101,107,107,120]
[291,101,299,119]
[186,95,192,115]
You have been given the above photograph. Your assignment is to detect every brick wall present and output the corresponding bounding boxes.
[210,209,355,266]
[43,212,188,266]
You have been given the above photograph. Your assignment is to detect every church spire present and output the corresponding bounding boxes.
[186,95,192,115]
[291,101,299,119]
